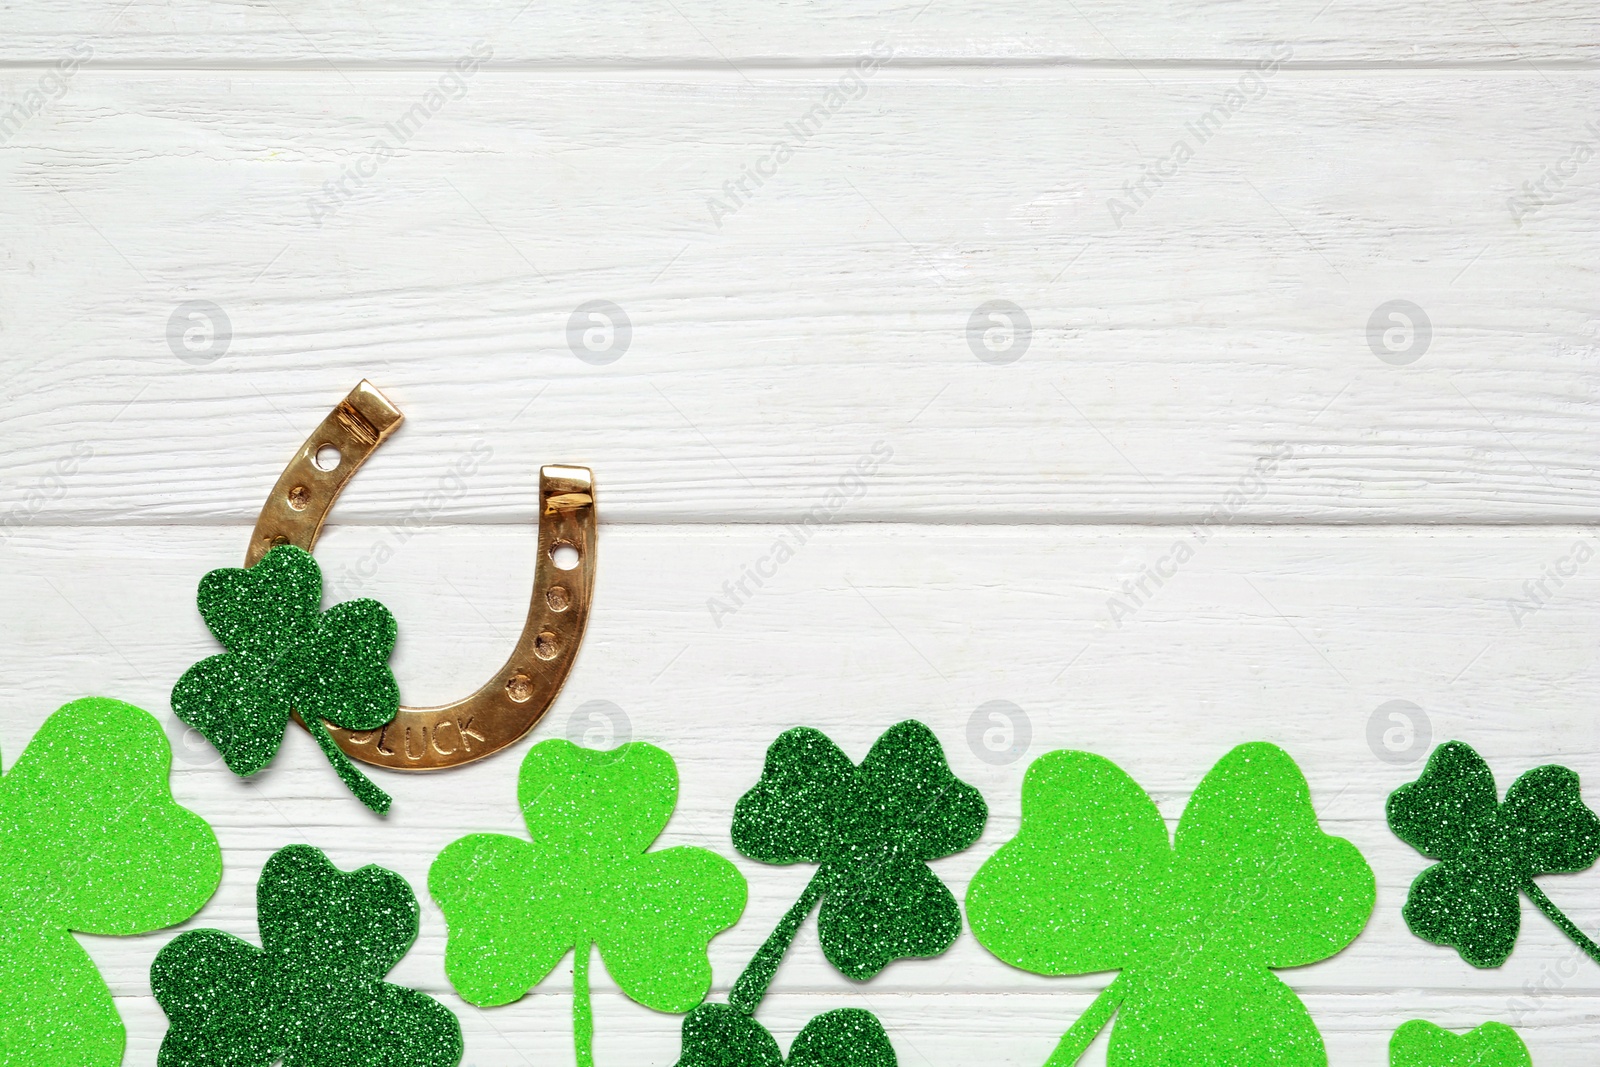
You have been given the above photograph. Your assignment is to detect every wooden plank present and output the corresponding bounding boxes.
[4,4,1596,1062]
[1,0,1597,65]
[5,523,1600,1063]
[1,71,1597,525]
[100,990,1600,1066]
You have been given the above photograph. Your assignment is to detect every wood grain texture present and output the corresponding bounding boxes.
[4,523,1600,1063]
[1,0,1597,65]
[3,6,1597,1063]
[1,70,1597,524]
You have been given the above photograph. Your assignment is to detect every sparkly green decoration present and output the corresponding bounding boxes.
[151,844,461,1067]
[0,698,221,1067]
[966,742,1374,1066]
[1387,740,1600,969]
[676,720,984,1067]
[677,1004,896,1067]
[730,720,987,1002]
[430,739,747,1067]
[171,544,399,813]
[1390,1020,1532,1067]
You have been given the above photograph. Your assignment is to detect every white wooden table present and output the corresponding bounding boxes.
[2,2,1598,1063]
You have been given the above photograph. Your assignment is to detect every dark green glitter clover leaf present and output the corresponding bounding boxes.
[0,698,221,1067]
[967,742,1374,1067]
[151,844,461,1067]
[728,720,986,1008]
[430,739,747,1067]
[676,1004,897,1067]
[666,722,963,1067]
[1390,1020,1532,1067]
[1387,740,1600,969]
[171,544,399,813]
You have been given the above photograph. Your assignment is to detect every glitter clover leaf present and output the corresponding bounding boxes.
[429,739,747,1067]
[151,844,461,1067]
[669,721,978,1066]
[1389,1020,1532,1067]
[967,742,1375,1067]
[676,1004,896,1067]
[1387,740,1600,969]
[0,698,221,1067]
[727,719,987,1007]
[171,544,399,813]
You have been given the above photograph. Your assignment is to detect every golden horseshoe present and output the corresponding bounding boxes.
[246,380,596,771]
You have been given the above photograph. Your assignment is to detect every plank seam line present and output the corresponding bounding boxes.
[15,520,1600,532]
[0,58,1597,73]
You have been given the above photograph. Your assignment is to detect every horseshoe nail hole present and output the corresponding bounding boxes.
[505,673,534,703]
[534,631,560,660]
[313,444,342,472]
[550,542,580,571]
[267,534,290,549]
[286,485,311,511]
[546,586,571,612]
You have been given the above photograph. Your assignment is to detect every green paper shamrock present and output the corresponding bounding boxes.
[671,720,977,1067]
[967,742,1374,1067]
[172,544,399,813]
[0,697,221,1067]
[152,843,461,1067]
[729,719,987,999]
[1387,740,1600,969]
[1390,1020,1532,1067]
[677,1004,896,1067]
[430,739,747,1067]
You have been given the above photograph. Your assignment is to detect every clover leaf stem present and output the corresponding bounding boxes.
[573,941,596,1067]
[1524,881,1600,966]
[301,713,392,815]
[1043,972,1127,1067]
[728,867,833,1014]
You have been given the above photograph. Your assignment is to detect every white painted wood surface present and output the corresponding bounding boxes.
[6,525,1600,1064]
[3,68,1599,523]
[2,4,1599,1065]
[6,0,1599,64]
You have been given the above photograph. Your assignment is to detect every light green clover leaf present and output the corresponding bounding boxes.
[430,739,747,1067]
[0,698,222,1067]
[1390,1020,1532,1067]
[967,742,1374,1067]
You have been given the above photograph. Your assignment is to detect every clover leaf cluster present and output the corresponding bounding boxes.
[1388,740,1600,968]
[0,699,221,1067]
[153,844,461,1067]
[430,739,747,1067]
[172,545,399,813]
[968,742,1376,1066]
[673,719,987,1067]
